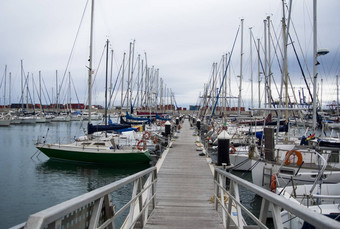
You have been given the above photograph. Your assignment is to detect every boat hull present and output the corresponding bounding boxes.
[36,145,151,165]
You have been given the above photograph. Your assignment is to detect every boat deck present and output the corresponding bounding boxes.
[143,119,224,228]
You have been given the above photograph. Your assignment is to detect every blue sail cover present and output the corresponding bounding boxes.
[156,113,171,121]
[116,127,138,133]
[88,123,131,134]
[125,112,151,124]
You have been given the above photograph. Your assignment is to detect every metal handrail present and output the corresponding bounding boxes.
[214,167,340,229]
[13,166,157,229]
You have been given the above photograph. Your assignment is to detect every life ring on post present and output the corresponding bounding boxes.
[153,136,158,144]
[137,139,146,150]
[270,173,277,193]
[285,150,303,166]
[143,131,151,140]
[229,145,236,154]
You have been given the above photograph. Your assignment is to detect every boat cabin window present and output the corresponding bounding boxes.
[81,143,91,146]
[93,142,105,146]
[311,174,327,179]
[279,169,295,175]
[327,151,339,163]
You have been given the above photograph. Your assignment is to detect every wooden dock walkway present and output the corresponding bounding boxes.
[143,119,224,228]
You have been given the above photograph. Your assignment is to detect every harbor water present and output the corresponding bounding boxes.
[0,121,149,229]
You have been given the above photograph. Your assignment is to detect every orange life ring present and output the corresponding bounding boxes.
[153,136,158,144]
[285,150,303,166]
[270,173,277,192]
[229,145,236,154]
[143,131,151,140]
[137,139,146,150]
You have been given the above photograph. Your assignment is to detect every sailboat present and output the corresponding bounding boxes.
[35,0,151,165]
[250,0,340,190]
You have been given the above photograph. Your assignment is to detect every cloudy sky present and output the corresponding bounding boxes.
[0,0,339,109]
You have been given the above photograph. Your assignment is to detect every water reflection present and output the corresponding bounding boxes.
[36,160,150,192]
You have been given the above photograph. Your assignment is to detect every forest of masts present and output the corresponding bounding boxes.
[0,40,177,114]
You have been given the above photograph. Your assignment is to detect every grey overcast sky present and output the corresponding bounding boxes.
[0,0,339,108]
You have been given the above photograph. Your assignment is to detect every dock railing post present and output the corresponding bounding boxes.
[214,170,219,211]
[137,177,144,227]
[152,169,157,210]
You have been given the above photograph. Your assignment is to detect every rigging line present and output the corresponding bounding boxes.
[269,23,300,112]
[70,75,81,105]
[109,56,124,104]
[108,66,121,110]
[24,74,36,112]
[31,76,43,109]
[201,64,218,120]
[0,67,6,90]
[210,25,240,122]
[333,44,340,75]
[289,33,313,102]
[91,43,107,89]
[290,19,313,84]
[41,77,52,106]
[58,0,90,99]
[326,43,340,76]
[251,32,278,112]
[41,78,51,104]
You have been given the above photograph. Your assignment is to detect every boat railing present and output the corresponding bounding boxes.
[214,167,340,229]
[11,167,157,229]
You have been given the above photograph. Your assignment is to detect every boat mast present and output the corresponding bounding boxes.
[88,0,94,124]
[282,1,288,123]
[238,18,244,115]
[121,52,126,113]
[337,75,339,117]
[127,42,132,112]
[21,60,24,110]
[68,72,71,112]
[312,0,318,130]
[9,72,11,106]
[39,71,42,112]
[249,28,253,110]
[257,39,261,109]
[26,73,29,111]
[3,65,7,107]
[130,40,135,111]
[264,19,267,109]
[108,49,113,112]
[267,16,272,108]
[56,70,58,112]
[321,78,323,112]
[105,39,109,125]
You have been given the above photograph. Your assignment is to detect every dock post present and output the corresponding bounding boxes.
[196,119,201,131]
[217,130,231,166]
[175,117,179,132]
[196,118,201,137]
[165,121,171,145]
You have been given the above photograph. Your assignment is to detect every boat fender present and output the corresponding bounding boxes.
[270,173,277,192]
[137,140,146,150]
[153,136,158,144]
[285,150,303,166]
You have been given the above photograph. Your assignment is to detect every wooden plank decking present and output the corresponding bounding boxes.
[143,119,224,228]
